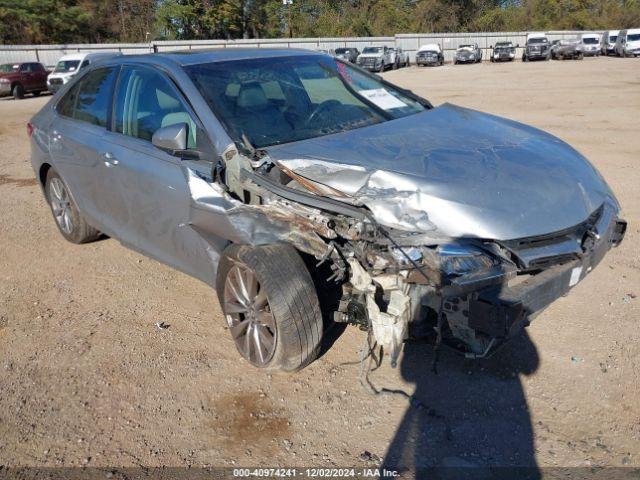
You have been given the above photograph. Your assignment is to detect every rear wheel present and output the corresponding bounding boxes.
[12,83,24,99]
[45,168,101,244]
[216,243,323,371]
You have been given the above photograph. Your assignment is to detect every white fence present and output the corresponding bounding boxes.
[0,31,602,67]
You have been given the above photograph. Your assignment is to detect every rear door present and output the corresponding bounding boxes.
[33,63,48,90]
[98,64,216,283]
[48,66,120,232]
[19,63,35,90]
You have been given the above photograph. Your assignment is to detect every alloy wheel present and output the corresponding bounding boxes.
[49,177,74,235]
[223,263,276,366]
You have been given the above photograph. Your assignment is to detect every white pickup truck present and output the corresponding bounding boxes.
[356,46,394,72]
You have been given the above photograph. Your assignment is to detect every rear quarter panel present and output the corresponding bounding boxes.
[29,103,57,185]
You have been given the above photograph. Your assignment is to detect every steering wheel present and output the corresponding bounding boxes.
[303,100,342,127]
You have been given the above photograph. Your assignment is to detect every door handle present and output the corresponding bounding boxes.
[102,152,119,166]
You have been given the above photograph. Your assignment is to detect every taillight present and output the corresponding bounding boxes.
[26,122,33,138]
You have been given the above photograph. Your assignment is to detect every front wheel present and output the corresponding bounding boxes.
[216,244,323,371]
[45,168,101,244]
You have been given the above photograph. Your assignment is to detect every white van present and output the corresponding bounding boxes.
[578,33,600,56]
[600,30,619,55]
[615,29,640,57]
[47,52,121,93]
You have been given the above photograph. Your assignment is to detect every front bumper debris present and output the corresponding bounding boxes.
[450,215,626,356]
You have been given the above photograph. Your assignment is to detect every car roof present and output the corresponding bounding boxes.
[112,48,325,68]
[627,28,640,34]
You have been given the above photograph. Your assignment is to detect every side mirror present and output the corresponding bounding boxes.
[152,123,200,159]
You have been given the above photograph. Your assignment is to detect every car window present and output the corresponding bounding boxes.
[20,64,33,72]
[114,66,197,148]
[57,83,80,118]
[54,60,80,73]
[80,60,90,69]
[186,56,426,149]
[73,67,118,127]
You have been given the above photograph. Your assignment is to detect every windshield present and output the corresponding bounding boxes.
[335,48,349,54]
[186,56,426,149]
[495,43,512,48]
[528,38,548,44]
[0,64,19,73]
[609,35,618,42]
[54,60,80,73]
[362,47,383,54]
[628,34,640,42]
[459,45,472,48]
[583,37,598,44]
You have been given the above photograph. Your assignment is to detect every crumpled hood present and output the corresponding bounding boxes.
[266,104,618,241]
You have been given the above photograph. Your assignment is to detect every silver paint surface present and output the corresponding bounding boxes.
[267,103,618,240]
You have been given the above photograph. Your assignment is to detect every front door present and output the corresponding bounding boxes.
[101,64,216,284]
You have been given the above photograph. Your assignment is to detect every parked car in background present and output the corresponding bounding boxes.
[578,33,601,56]
[549,40,562,59]
[47,52,121,93]
[334,47,359,63]
[490,41,517,62]
[601,30,619,55]
[550,39,583,60]
[388,47,409,68]
[523,33,551,61]
[615,29,640,57]
[0,62,48,99]
[454,44,482,64]
[416,44,444,66]
[29,49,626,370]
[356,46,393,72]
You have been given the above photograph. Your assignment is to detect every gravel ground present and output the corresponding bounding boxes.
[0,57,639,476]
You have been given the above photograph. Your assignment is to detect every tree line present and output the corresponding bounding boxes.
[1,0,639,45]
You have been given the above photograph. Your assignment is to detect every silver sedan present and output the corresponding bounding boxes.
[29,49,626,370]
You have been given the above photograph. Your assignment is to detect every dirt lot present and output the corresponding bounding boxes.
[0,57,639,476]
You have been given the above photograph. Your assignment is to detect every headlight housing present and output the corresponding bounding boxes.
[0,78,9,84]
[435,244,495,276]
[391,243,497,277]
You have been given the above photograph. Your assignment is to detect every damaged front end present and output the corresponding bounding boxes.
[189,134,626,367]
